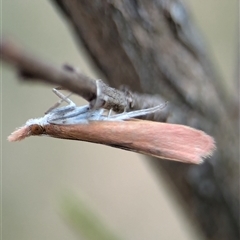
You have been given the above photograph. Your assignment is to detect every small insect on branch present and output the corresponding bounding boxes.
[8,89,216,164]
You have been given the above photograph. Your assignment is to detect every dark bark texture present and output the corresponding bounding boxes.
[51,0,239,239]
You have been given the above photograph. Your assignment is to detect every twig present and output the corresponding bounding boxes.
[0,38,167,117]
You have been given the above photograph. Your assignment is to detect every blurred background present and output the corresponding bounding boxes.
[2,1,237,240]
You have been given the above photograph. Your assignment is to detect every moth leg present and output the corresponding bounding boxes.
[109,103,167,121]
[45,88,75,114]
[93,108,105,120]
[89,79,107,111]
[107,108,113,117]
[52,87,74,106]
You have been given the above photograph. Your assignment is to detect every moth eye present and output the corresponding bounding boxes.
[30,124,44,135]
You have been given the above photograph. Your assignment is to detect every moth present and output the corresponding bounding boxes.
[8,89,215,164]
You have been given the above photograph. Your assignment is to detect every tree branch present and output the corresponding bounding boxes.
[1,38,168,117]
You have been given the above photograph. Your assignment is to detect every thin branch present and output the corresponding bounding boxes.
[1,38,167,118]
